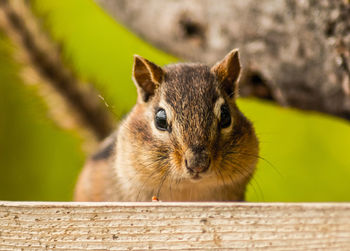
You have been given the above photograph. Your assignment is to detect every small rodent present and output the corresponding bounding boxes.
[74,49,259,202]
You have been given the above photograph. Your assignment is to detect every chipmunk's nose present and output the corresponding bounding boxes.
[184,147,210,174]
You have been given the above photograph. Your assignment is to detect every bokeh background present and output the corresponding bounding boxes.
[1,0,350,201]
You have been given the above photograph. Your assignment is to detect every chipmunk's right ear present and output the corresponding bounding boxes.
[132,55,164,102]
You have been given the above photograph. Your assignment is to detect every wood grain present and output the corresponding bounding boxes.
[0,201,350,250]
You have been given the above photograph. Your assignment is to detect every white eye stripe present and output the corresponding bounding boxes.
[214,97,225,118]
[158,98,174,122]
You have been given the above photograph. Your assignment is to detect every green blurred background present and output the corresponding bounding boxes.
[1,0,350,202]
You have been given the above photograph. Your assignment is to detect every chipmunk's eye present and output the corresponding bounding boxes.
[155,108,168,131]
[220,104,231,129]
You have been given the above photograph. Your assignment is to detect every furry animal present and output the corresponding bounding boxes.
[74,49,259,202]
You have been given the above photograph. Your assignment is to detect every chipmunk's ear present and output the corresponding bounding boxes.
[211,49,241,98]
[132,55,164,102]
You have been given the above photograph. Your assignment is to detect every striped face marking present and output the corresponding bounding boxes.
[119,50,259,201]
[135,63,239,183]
[214,97,225,119]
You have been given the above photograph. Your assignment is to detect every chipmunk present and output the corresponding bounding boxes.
[74,49,259,202]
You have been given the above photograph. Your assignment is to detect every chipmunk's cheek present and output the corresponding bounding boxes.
[170,149,183,172]
[209,155,222,176]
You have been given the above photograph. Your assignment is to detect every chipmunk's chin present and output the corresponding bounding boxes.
[187,170,213,183]
[189,173,202,182]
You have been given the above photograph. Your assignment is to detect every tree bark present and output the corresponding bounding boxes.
[96,0,350,120]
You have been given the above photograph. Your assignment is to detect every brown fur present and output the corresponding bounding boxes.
[74,49,259,202]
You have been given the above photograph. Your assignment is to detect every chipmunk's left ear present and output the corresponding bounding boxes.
[211,49,241,98]
[133,55,164,102]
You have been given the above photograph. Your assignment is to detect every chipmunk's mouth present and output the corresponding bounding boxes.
[186,164,212,182]
[188,170,212,182]
[188,174,202,183]
[191,173,202,180]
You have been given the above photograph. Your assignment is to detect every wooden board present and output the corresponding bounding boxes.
[0,201,350,250]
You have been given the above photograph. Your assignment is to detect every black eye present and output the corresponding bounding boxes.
[220,104,231,129]
[155,108,168,131]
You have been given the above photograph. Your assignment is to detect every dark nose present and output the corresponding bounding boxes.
[184,148,210,173]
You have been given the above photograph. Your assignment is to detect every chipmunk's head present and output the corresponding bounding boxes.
[125,49,258,197]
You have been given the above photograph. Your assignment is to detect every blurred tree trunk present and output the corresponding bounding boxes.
[96,0,350,121]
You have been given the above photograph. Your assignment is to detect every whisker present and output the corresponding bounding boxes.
[225,171,238,192]
[250,176,265,202]
[136,164,160,201]
[156,169,170,198]
[214,167,223,187]
[223,158,265,202]
[135,157,167,201]
[226,150,283,178]
[217,167,227,188]
[167,165,178,200]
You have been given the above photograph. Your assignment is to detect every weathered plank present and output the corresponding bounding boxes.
[0,201,350,250]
